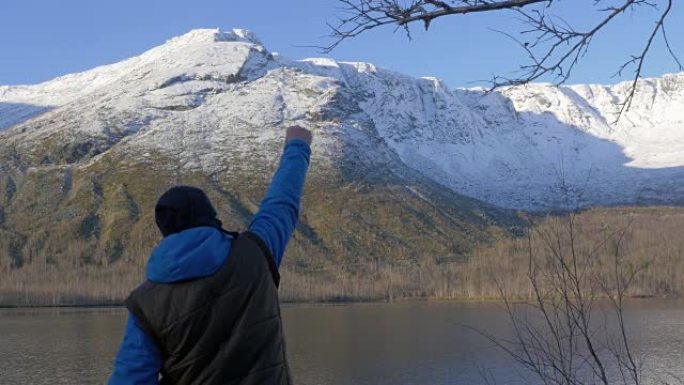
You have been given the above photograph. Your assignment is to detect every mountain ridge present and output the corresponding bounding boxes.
[6,28,683,211]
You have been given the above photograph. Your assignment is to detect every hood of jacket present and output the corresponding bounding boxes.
[146,226,232,283]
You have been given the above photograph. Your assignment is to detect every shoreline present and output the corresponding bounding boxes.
[0,294,676,310]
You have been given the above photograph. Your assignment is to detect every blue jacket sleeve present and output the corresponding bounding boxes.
[108,312,162,385]
[249,138,311,267]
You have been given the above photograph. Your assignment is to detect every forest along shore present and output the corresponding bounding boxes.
[2,206,684,307]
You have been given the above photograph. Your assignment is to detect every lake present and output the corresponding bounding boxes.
[1,301,683,384]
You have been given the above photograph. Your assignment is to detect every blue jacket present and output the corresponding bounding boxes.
[108,139,311,385]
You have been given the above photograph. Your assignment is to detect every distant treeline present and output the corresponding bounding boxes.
[2,206,683,307]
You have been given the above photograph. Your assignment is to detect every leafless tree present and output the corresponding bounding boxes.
[469,211,648,385]
[326,0,682,118]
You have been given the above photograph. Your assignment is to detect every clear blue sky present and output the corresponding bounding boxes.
[1,0,682,87]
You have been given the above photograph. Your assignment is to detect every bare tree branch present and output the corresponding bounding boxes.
[615,0,674,118]
[327,0,681,121]
[324,0,550,52]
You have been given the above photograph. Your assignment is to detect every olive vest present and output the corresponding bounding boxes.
[125,232,291,385]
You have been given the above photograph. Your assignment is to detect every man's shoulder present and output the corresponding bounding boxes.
[233,231,281,288]
[232,231,275,266]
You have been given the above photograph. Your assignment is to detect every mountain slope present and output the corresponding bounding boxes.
[0,29,521,304]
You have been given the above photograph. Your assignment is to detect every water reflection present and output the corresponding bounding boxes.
[0,301,682,384]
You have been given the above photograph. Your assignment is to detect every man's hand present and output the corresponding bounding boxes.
[285,125,313,146]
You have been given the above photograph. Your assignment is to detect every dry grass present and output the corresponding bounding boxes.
[2,204,683,306]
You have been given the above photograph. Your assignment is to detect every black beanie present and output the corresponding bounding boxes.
[155,186,223,237]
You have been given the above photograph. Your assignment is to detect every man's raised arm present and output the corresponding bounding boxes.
[248,125,312,267]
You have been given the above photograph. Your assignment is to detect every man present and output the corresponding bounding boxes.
[108,125,312,385]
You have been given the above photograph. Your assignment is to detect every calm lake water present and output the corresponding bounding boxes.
[1,301,683,384]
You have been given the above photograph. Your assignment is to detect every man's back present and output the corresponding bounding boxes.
[126,232,289,385]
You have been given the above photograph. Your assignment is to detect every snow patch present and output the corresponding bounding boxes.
[302,58,339,68]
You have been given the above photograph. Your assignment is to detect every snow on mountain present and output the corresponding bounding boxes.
[2,28,684,211]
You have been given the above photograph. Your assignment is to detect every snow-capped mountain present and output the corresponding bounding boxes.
[1,28,683,212]
[2,29,525,275]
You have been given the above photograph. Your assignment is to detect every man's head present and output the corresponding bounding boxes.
[155,186,222,237]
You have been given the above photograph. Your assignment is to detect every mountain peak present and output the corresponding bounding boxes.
[166,28,263,47]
